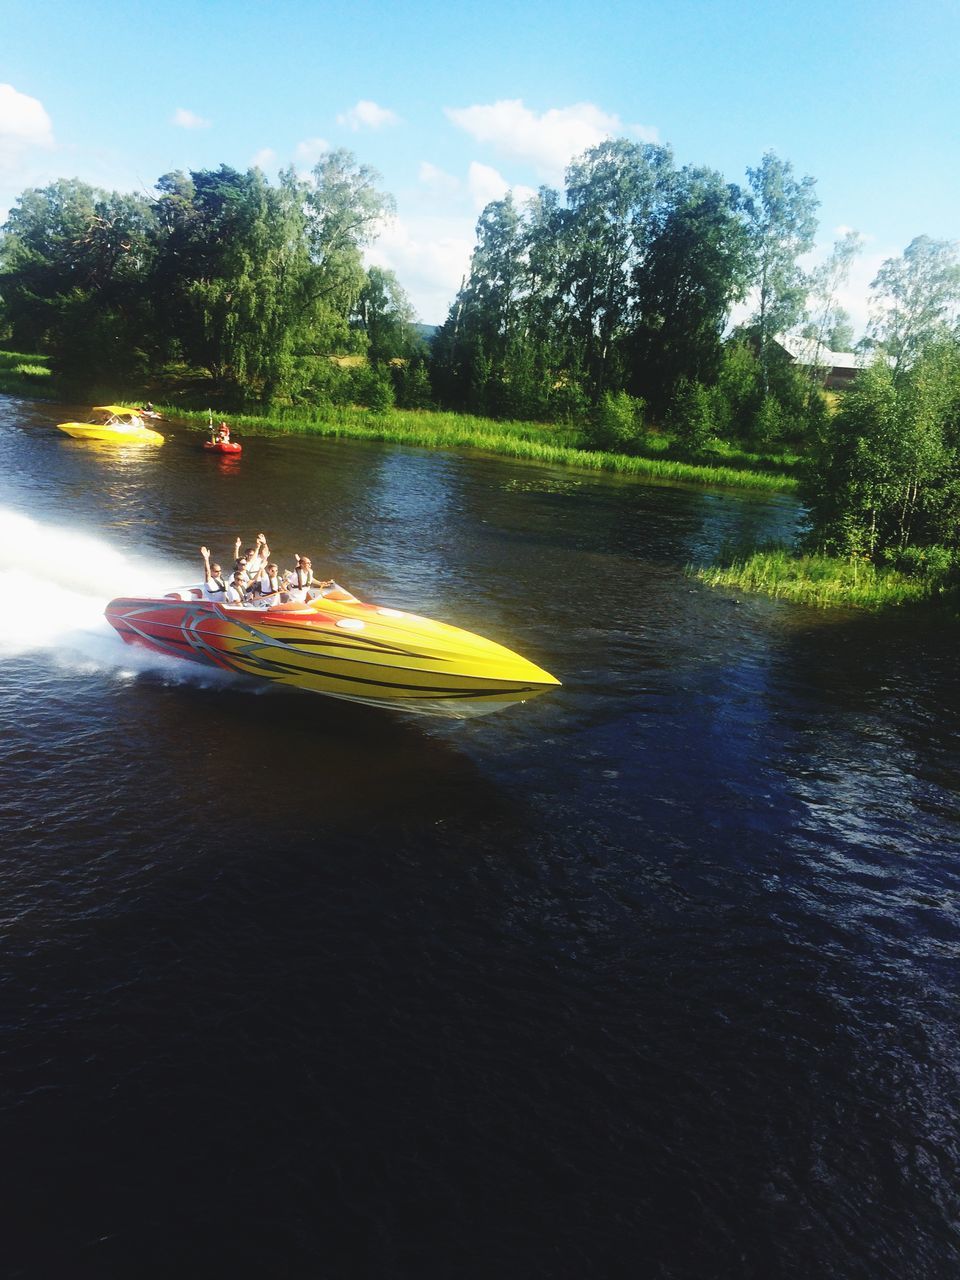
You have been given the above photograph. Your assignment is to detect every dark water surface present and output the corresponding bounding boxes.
[2,396,959,1278]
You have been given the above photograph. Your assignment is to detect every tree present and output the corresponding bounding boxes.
[150,165,312,398]
[802,344,960,559]
[562,138,673,400]
[628,165,752,416]
[353,266,421,365]
[300,149,395,354]
[827,312,855,353]
[430,194,527,413]
[743,152,819,391]
[867,236,960,377]
[0,178,157,376]
[807,230,861,352]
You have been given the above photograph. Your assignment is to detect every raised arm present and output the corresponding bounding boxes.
[200,545,214,586]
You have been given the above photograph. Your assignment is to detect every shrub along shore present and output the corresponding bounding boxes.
[694,546,959,615]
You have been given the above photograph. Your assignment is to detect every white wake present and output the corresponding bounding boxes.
[0,506,233,686]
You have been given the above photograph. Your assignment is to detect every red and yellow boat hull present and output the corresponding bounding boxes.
[104,591,559,718]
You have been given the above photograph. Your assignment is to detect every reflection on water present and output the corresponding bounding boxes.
[2,394,960,1278]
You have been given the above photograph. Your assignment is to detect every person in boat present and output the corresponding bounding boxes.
[286,554,315,602]
[199,546,226,597]
[254,562,284,605]
[287,555,335,602]
[224,567,250,605]
[234,532,269,577]
[216,420,231,443]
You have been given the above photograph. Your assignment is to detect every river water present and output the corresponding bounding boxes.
[2,395,959,1278]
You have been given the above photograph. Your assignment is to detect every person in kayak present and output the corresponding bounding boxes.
[217,420,231,443]
[199,546,226,597]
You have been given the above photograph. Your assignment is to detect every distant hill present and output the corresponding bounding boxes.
[414,323,438,344]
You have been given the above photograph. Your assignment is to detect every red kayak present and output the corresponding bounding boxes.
[204,440,242,454]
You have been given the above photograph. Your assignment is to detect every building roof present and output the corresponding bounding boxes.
[773,332,865,368]
[775,334,859,371]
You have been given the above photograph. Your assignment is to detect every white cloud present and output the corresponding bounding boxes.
[366,213,475,324]
[172,108,211,130]
[0,84,56,222]
[466,162,535,212]
[251,147,277,171]
[337,100,399,131]
[467,162,509,210]
[0,84,53,151]
[419,161,460,194]
[295,136,329,169]
[446,99,658,184]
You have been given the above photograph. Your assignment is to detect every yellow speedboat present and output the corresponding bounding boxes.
[105,583,560,718]
[57,405,164,445]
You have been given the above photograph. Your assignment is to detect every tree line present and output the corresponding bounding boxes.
[431,140,827,441]
[434,141,960,453]
[0,152,427,406]
[2,139,959,578]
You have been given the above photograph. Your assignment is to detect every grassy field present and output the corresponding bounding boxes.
[694,546,959,613]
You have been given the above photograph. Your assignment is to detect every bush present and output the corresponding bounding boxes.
[392,358,434,410]
[297,359,353,407]
[548,380,589,425]
[349,364,395,413]
[751,395,785,446]
[882,544,960,581]
[584,391,646,450]
[667,379,716,452]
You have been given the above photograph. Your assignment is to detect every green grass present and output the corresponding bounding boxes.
[694,546,959,612]
[165,403,797,492]
[0,349,54,395]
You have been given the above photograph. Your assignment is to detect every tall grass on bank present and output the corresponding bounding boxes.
[0,350,53,396]
[168,403,796,493]
[695,546,959,612]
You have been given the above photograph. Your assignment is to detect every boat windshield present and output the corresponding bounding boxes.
[91,405,143,426]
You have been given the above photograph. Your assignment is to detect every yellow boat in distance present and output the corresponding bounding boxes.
[57,405,164,445]
[105,582,561,718]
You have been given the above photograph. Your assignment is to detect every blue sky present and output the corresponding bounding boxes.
[2,0,958,330]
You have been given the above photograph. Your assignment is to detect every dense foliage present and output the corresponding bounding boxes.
[802,342,960,566]
[799,238,960,577]
[0,153,422,403]
[430,142,821,444]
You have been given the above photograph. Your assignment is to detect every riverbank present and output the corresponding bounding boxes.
[0,350,798,493]
[165,402,798,493]
[695,545,959,614]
